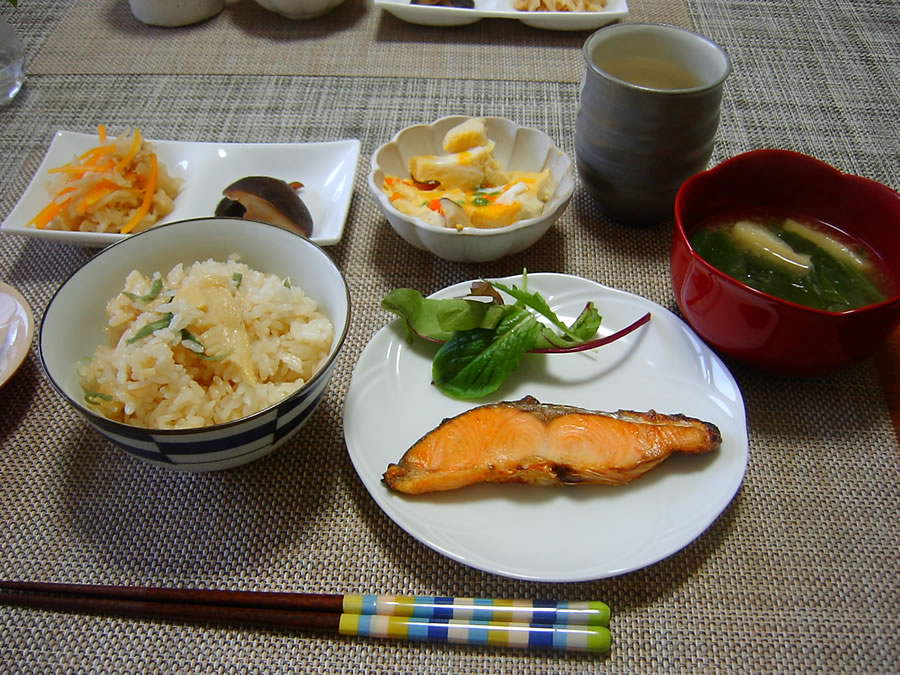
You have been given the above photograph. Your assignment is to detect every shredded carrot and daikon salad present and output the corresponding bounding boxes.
[382,118,553,231]
[28,125,183,234]
[514,0,607,11]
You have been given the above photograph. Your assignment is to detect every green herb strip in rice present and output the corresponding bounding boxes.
[79,256,333,429]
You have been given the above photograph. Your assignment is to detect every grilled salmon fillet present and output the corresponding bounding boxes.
[383,396,722,494]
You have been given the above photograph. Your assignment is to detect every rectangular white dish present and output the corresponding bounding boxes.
[1,131,361,248]
[374,0,628,31]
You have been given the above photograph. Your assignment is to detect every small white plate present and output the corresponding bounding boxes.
[0,282,34,388]
[1,131,361,248]
[343,273,748,582]
[374,0,627,30]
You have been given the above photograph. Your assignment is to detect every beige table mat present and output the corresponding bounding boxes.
[1,70,898,673]
[29,0,692,81]
[3,0,899,671]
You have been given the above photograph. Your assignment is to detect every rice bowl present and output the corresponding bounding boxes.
[40,217,350,471]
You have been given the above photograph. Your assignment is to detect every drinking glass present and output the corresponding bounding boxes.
[0,14,24,105]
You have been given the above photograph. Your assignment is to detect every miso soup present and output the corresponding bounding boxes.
[690,215,891,312]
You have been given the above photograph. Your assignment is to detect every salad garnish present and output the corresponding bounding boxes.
[382,272,650,399]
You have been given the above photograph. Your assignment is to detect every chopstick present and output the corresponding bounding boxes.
[0,581,610,625]
[0,581,611,653]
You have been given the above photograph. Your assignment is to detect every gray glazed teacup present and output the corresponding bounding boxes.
[575,24,731,226]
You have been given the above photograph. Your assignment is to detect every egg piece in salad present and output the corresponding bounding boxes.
[383,118,554,231]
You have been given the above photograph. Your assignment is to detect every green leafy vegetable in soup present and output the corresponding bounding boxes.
[690,217,888,312]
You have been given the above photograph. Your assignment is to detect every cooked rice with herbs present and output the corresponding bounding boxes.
[79,256,333,429]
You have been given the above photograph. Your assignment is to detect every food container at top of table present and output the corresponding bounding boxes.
[672,148,900,376]
[128,0,227,26]
[253,0,346,19]
[39,217,350,471]
[368,116,575,263]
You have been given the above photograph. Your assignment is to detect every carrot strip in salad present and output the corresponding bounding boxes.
[115,128,143,172]
[48,161,115,177]
[120,153,158,235]
[75,182,118,215]
[29,194,72,229]
[76,144,116,162]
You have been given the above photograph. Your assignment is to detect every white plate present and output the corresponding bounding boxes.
[374,0,628,30]
[343,273,748,582]
[0,282,34,388]
[1,131,361,248]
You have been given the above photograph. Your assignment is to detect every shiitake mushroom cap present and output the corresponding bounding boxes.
[217,176,313,238]
[215,197,246,218]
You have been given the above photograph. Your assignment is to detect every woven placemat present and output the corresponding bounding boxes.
[2,0,899,671]
[28,0,692,81]
[1,72,898,672]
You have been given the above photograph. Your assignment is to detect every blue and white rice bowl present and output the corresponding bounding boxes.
[39,217,350,471]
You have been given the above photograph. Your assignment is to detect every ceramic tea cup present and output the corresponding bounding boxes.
[575,23,731,226]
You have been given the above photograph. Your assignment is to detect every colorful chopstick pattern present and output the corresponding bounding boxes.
[341,594,610,627]
[339,614,612,652]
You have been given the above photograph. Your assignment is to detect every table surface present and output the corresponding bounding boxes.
[878,327,900,438]
[1,0,898,672]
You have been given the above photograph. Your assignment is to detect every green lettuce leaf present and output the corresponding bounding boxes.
[432,307,542,399]
[382,288,506,343]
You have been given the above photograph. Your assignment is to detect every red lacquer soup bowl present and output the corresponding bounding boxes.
[672,149,900,376]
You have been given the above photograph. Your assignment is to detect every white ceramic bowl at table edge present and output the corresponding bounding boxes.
[368,116,575,263]
[254,0,345,19]
[39,217,350,472]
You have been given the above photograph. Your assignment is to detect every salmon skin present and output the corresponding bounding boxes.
[383,396,722,494]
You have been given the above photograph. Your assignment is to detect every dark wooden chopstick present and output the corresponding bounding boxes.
[0,589,340,631]
[0,580,343,612]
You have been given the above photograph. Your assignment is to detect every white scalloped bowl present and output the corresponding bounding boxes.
[368,116,575,263]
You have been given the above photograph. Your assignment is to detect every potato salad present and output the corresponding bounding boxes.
[383,118,553,230]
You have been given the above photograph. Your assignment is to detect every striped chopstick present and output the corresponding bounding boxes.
[0,581,611,653]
